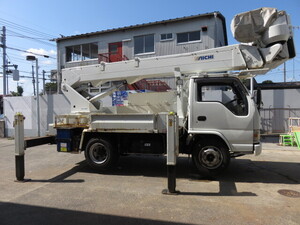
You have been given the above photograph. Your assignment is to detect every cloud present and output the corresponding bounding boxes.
[41,59,54,65]
[48,50,56,55]
[21,48,57,57]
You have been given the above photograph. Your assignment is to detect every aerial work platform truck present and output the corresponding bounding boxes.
[51,8,295,176]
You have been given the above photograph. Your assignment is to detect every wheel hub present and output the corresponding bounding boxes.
[199,147,223,169]
[90,143,108,164]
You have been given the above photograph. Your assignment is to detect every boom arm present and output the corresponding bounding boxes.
[61,7,295,113]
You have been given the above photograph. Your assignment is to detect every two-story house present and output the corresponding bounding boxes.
[56,11,227,94]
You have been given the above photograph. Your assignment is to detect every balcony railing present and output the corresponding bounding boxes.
[98,53,129,63]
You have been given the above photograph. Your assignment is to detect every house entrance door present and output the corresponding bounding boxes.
[109,42,122,62]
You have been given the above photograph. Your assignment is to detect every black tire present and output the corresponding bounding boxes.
[192,139,230,174]
[84,138,119,170]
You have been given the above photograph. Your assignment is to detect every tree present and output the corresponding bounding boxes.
[10,86,23,96]
[17,86,23,96]
[262,80,273,84]
[45,82,57,94]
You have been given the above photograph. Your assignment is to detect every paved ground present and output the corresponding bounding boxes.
[0,138,299,225]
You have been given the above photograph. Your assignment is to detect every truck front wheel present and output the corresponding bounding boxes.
[192,140,230,174]
[85,138,118,170]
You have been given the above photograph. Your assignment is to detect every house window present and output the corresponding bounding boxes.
[160,33,173,41]
[177,31,201,44]
[109,44,118,54]
[134,34,154,54]
[66,42,98,62]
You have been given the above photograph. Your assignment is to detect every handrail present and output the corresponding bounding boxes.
[98,53,129,63]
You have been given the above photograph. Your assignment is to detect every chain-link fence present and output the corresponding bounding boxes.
[260,107,300,134]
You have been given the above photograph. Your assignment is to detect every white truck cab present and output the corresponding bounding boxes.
[188,76,261,171]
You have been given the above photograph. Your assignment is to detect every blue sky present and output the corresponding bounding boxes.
[0,0,299,96]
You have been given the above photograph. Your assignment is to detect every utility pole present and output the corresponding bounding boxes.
[42,70,45,95]
[35,59,40,137]
[27,55,47,137]
[31,65,36,95]
[1,26,6,96]
[284,62,286,83]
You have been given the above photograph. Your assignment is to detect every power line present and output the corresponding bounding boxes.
[5,43,57,59]
[5,52,26,60]
[6,29,56,47]
[6,33,50,40]
[6,57,26,64]
[3,51,57,68]
[7,43,33,51]
[0,9,59,38]
[4,46,56,59]
[7,29,55,46]
[6,73,52,80]
[0,18,56,39]
[5,53,12,64]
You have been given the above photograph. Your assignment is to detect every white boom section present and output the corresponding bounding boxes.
[63,41,293,88]
[61,7,295,113]
[63,44,262,88]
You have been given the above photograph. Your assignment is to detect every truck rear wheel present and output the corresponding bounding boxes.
[192,140,230,174]
[85,138,118,170]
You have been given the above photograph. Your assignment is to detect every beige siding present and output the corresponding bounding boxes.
[57,16,226,69]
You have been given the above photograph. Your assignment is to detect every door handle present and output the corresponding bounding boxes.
[197,116,207,121]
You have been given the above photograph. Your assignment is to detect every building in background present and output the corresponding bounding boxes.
[55,12,227,95]
[259,82,300,134]
[0,95,3,115]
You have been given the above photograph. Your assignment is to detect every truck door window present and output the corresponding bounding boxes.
[198,83,248,116]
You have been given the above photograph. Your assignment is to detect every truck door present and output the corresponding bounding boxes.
[189,77,255,153]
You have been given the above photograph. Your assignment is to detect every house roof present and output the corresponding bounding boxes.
[56,12,227,44]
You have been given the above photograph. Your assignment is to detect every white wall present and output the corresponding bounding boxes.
[4,94,71,137]
[261,89,300,108]
[260,88,300,133]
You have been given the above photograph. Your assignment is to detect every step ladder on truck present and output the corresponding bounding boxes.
[49,7,296,191]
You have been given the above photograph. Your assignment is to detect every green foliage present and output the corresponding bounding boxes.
[17,86,23,96]
[262,80,273,84]
[45,82,57,90]
[45,82,57,94]
[10,86,23,96]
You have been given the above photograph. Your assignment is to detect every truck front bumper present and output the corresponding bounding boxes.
[254,143,262,156]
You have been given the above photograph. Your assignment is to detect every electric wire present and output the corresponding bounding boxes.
[6,44,57,60]
[1,20,57,82]
[0,9,58,37]
[0,18,57,76]
[0,18,56,39]
[6,46,56,59]
[6,29,56,47]
[5,53,26,61]
[6,32,52,40]
[7,73,51,80]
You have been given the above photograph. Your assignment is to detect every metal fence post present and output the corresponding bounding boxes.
[162,113,180,195]
[14,113,30,182]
